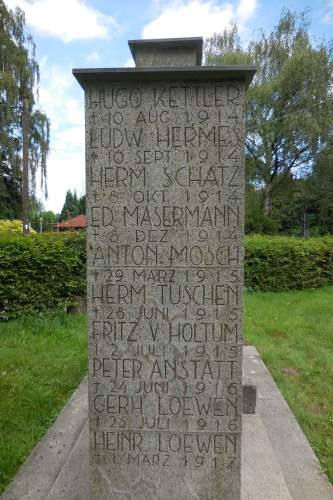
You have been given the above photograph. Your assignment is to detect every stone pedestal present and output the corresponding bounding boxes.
[74,37,255,500]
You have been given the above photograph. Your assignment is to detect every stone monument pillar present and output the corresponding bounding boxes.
[74,37,255,500]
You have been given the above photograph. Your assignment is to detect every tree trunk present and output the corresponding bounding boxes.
[303,209,309,238]
[263,185,272,215]
[22,96,30,234]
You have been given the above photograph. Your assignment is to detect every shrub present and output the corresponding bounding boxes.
[0,220,36,234]
[245,235,333,291]
[0,232,85,319]
[1,233,333,319]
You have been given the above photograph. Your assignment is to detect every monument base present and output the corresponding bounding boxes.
[2,347,332,500]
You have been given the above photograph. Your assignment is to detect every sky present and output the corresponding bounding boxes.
[4,0,333,213]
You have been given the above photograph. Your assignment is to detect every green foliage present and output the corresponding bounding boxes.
[42,210,57,223]
[0,162,21,219]
[28,195,58,231]
[78,194,86,215]
[245,235,333,290]
[310,148,333,234]
[0,219,35,234]
[0,0,50,218]
[0,312,87,493]
[1,234,333,319]
[245,286,333,483]
[0,232,85,319]
[245,186,280,234]
[205,9,333,220]
[60,189,85,221]
[205,23,253,65]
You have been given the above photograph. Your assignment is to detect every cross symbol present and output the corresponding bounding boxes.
[91,228,99,241]
[91,269,99,281]
[89,112,97,125]
[92,306,99,319]
[101,111,110,125]
[92,190,99,203]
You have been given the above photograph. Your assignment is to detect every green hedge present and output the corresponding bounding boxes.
[245,235,333,291]
[1,233,333,319]
[0,232,86,320]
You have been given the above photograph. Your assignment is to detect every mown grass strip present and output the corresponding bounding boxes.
[0,312,87,493]
[0,287,332,492]
[245,286,333,483]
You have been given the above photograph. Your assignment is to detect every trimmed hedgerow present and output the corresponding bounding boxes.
[245,235,333,291]
[1,233,333,319]
[0,232,86,319]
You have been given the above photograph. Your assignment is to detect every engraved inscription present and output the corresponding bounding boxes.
[86,80,245,500]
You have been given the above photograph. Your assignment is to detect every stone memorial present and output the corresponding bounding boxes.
[74,38,255,500]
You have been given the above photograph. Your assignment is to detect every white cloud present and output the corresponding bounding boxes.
[85,51,102,63]
[44,146,85,213]
[236,0,257,23]
[5,0,118,42]
[35,63,85,212]
[322,0,333,24]
[38,62,83,131]
[142,0,257,39]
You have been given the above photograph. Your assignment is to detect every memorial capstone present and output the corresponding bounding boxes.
[74,38,255,500]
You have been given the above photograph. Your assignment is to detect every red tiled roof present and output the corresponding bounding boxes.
[57,214,86,229]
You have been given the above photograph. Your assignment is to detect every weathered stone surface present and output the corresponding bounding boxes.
[4,348,333,500]
[74,38,255,500]
[128,38,203,67]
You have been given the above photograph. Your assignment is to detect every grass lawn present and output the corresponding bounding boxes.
[245,286,333,484]
[0,313,87,494]
[0,287,332,493]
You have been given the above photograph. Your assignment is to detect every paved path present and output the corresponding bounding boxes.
[2,347,333,500]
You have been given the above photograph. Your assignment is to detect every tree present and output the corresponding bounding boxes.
[29,194,44,221]
[27,196,58,231]
[205,10,333,216]
[59,189,85,220]
[309,148,333,234]
[78,194,86,215]
[42,210,57,224]
[0,1,50,219]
